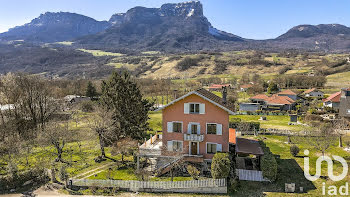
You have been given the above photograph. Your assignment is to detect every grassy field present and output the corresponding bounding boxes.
[231,115,304,131]
[234,135,350,196]
[326,71,350,89]
[78,49,124,57]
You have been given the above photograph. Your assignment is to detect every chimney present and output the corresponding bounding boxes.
[222,86,227,104]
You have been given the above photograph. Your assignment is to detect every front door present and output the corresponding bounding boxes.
[191,142,198,155]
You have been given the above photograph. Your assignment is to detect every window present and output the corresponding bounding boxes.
[173,122,182,133]
[190,103,200,114]
[173,141,183,152]
[191,124,198,134]
[207,143,217,154]
[207,124,217,134]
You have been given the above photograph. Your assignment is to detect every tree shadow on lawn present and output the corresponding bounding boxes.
[233,144,316,196]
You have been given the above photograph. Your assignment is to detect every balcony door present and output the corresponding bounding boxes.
[190,142,199,155]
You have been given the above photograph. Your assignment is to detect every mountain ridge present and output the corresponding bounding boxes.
[0,1,350,52]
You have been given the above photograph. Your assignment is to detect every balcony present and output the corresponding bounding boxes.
[184,133,204,142]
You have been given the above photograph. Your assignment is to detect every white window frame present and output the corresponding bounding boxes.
[172,140,183,152]
[189,141,200,155]
[189,102,201,114]
[172,121,183,133]
[206,123,217,135]
[188,122,200,134]
[206,142,217,154]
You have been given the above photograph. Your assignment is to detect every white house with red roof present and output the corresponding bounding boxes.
[323,91,341,110]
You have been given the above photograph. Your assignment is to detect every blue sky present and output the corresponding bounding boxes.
[0,0,349,39]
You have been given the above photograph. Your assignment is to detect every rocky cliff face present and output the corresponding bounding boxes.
[78,1,243,52]
[0,12,110,42]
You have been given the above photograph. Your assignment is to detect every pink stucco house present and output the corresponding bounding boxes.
[138,88,235,174]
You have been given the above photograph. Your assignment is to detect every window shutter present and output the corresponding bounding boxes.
[180,141,183,152]
[167,122,173,133]
[184,103,190,114]
[197,124,201,134]
[167,141,173,151]
[217,144,222,152]
[188,123,192,134]
[217,124,222,135]
[199,104,205,114]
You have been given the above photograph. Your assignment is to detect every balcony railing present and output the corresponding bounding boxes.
[184,133,204,142]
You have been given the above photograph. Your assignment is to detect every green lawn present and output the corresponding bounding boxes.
[230,115,304,131]
[234,135,350,196]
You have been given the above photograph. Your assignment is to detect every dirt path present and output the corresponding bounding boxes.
[73,162,116,179]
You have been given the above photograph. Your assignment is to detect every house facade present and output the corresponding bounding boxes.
[339,88,350,119]
[303,88,324,98]
[160,88,235,162]
[323,91,341,111]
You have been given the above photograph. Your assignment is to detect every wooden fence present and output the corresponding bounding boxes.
[236,169,269,182]
[69,178,227,193]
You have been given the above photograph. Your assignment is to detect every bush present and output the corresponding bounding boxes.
[186,165,200,180]
[80,101,95,112]
[290,145,300,157]
[260,152,277,181]
[176,56,203,71]
[211,153,231,179]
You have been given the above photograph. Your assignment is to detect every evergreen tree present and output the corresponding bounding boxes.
[86,81,97,99]
[100,72,153,140]
[267,82,279,94]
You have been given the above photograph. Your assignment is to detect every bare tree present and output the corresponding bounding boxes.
[88,107,115,158]
[333,118,350,147]
[111,137,138,163]
[38,122,71,163]
[303,123,337,157]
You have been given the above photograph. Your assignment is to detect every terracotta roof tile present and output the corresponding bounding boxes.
[195,88,235,112]
[278,89,297,95]
[324,91,341,103]
[250,94,269,100]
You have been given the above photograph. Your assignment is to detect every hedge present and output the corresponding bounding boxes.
[260,152,277,181]
[211,153,231,179]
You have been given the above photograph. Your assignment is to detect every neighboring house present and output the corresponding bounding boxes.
[339,88,350,119]
[239,103,260,112]
[277,89,298,101]
[240,84,253,92]
[323,91,341,111]
[240,91,296,112]
[250,94,269,104]
[138,88,235,174]
[302,88,324,98]
[208,84,231,91]
[64,95,91,104]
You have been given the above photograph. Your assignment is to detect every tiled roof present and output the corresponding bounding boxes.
[250,94,269,100]
[324,91,341,103]
[235,138,264,156]
[156,88,235,114]
[303,88,323,94]
[265,94,295,105]
[195,88,235,112]
[278,89,297,95]
[249,93,295,105]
